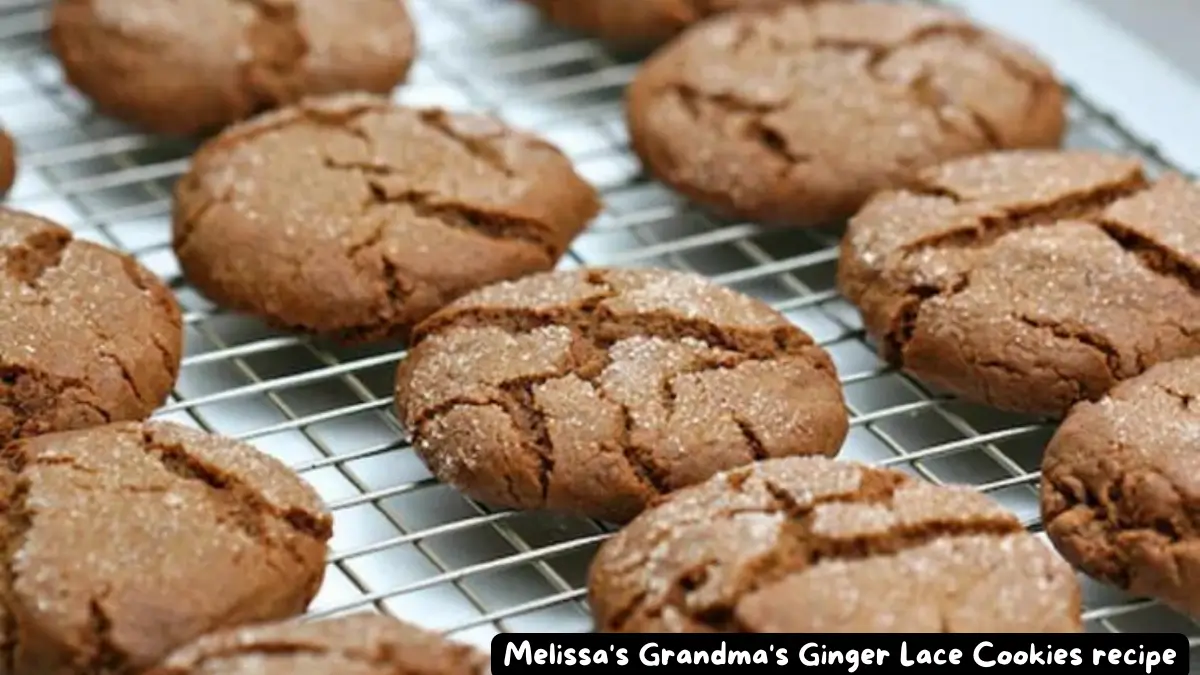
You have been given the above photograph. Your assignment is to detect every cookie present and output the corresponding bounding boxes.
[395,267,848,524]
[521,0,841,47]
[0,129,14,197]
[1042,356,1200,617]
[0,420,333,674]
[173,93,600,344]
[838,150,1200,418]
[0,208,182,440]
[49,0,416,136]
[149,614,488,675]
[626,2,1065,228]
[589,456,1081,632]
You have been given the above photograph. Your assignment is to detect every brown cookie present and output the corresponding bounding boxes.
[0,208,182,440]
[173,93,600,344]
[522,0,841,47]
[149,614,488,675]
[0,420,333,674]
[626,2,1065,228]
[1042,356,1200,618]
[49,0,416,136]
[0,129,15,197]
[589,456,1081,633]
[395,267,848,524]
[839,150,1200,418]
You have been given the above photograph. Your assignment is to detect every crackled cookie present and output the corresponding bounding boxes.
[395,267,848,524]
[0,208,182,440]
[626,2,1065,227]
[150,614,488,675]
[49,0,416,136]
[0,128,14,196]
[590,456,1081,633]
[0,421,333,674]
[173,93,600,344]
[839,150,1200,417]
[1042,356,1200,617]
[522,0,842,47]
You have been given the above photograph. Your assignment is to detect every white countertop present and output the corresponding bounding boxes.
[944,0,1200,175]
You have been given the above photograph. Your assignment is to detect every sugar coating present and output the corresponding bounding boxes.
[396,268,849,524]
[589,456,1081,633]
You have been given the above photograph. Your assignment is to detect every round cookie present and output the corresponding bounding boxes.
[521,0,841,47]
[0,207,182,440]
[589,456,1082,633]
[173,93,600,344]
[49,0,416,136]
[149,614,488,675]
[0,420,333,674]
[0,128,15,197]
[395,267,848,524]
[1042,356,1200,618]
[626,2,1065,228]
[838,150,1200,418]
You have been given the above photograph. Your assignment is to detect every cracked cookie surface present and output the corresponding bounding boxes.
[395,267,848,524]
[49,0,416,136]
[0,130,13,198]
[589,456,1081,633]
[839,150,1200,417]
[521,0,842,47]
[149,614,487,675]
[0,420,333,675]
[1042,356,1200,618]
[626,2,1065,228]
[0,208,181,441]
[173,93,601,344]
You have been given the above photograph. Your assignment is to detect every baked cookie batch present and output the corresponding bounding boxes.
[0,0,1192,665]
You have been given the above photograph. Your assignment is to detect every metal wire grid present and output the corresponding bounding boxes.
[1,0,1198,653]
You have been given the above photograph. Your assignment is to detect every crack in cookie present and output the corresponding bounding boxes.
[396,268,848,523]
[840,150,1200,417]
[0,209,182,440]
[0,421,332,674]
[49,0,415,136]
[173,94,600,344]
[626,2,1064,227]
[591,456,1081,633]
[232,0,310,112]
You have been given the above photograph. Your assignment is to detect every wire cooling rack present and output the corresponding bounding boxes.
[1,0,1198,654]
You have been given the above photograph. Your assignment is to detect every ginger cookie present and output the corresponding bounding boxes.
[626,2,1065,227]
[590,456,1081,633]
[395,267,848,524]
[838,150,1200,418]
[173,93,600,344]
[0,207,182,440]
[521,0,842,47]
[0,129,14,197]
[0,420,333,674]
[1042,356,1200,618]
[149,614,488,675]
[49,0,416,136]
